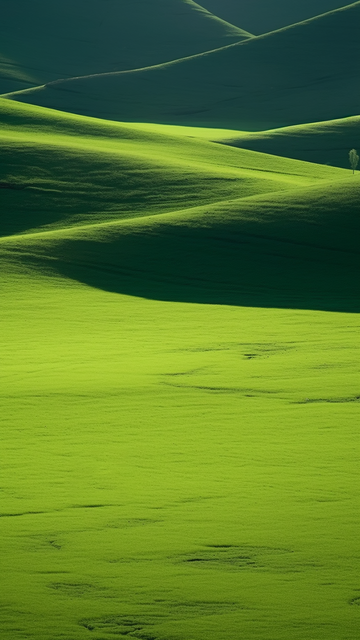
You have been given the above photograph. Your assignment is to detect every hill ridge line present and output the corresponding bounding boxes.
[189,0,254,36]
[1,96,359,138]
[243,0,360,38]
[0,192,285,243]
[0,175,352,245]
[2,126,346,182]
[0,0,254,94]
[3,0,359,96]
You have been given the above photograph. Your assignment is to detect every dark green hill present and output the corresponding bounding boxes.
[199,0,352,34]
[2,99,358,314]
[0,0,251,94]
[219,115,360,169]
[8,2,360,130]
[5,178,360,313]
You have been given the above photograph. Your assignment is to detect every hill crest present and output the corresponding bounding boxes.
[6,2,360,130]
[0,0,251,94]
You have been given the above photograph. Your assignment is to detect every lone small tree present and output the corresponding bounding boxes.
[349,148,359,174]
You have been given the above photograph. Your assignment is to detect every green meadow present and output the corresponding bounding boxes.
[1,97,359,640]
[1,2,360,638]
[2,249,359,640]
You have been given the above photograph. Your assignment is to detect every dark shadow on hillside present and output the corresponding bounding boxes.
[33,213,360,313]
[13,3,360,130]
[218,137,355,171]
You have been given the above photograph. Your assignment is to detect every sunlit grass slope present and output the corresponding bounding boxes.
[7,2,360,129]
[4,175,360,313]
[131,114,360,170]
[1,100,360,640]
[218,114,360,169]
[1,220,360,640]
[0,99,344,238]
[1,98,359,313]
[199,0,351,33]
[0,0,251,94]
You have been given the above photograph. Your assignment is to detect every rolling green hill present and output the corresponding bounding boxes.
[199,0,352,33]
[1,99,360,640]
[217,114,360,169]
[7,2,359,130]
[1,98,358,313]
[0,98,343,238]
[0,0,251,94]
[6,175,359,313]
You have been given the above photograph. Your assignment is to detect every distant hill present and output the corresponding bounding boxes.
[199,0,352,34]
[8,2,360,130]
[0,0,251,94]
[217,115,360,169]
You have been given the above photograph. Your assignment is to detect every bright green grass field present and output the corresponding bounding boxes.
[1,99,360,640]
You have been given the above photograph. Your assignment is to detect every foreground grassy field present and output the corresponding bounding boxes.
[1,257,360,640]
[1,99,359,640]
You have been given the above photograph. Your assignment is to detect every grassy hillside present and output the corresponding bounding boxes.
[0,99,358,311]
[0,99,343,238]
[7,2,359,130]
[217,115,360,169]
[199,0,352,33]
[1,100,360,640]
[0,0,251,94]
[4,176,359,313]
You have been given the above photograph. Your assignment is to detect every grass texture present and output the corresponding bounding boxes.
[1,100,360,640]
[0,0,251,94]
[1,257,360,640]
[6,2,360,129]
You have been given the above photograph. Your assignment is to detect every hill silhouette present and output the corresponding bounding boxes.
[199,0,352,33]
[8,2,360,130]
[0,0,251,94]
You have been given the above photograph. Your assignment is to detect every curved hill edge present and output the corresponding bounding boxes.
[197,0,355,35]
[230,0,360,38]
[1,97,348,239]
[0,0,252,94]
[4,0,358,95]
[2,37,251,96]
[188,0,254,37]
[5,1,360,130]
[2,176,359,313]
[0,173,355,244]
[217,114,360,169]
